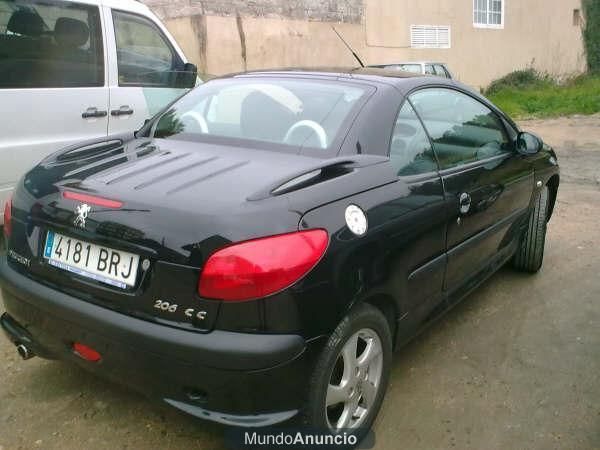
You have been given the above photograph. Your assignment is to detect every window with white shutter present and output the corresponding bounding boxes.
[473,0,504,28]
[410,25,451,49]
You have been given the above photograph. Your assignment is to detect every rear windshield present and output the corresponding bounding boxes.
[397,64,422,74]
[152,78,371,152]
[386,64,422,74]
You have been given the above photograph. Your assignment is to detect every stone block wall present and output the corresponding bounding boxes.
[143,0,364,23]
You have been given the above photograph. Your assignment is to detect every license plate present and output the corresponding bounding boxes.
[44,231,140,289]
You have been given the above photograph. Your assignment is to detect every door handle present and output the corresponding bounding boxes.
[111,105,134,117]
[82,107,108,119]
[459,192,472,214]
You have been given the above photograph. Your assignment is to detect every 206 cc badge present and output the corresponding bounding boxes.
[345,204,368,236]
[74,204,92,229]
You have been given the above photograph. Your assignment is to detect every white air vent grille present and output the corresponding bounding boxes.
[410,25,451,49]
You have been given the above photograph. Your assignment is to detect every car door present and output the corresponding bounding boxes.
[385,99,447,337]
[0,0,108,217]
[104,7,191,135]
[410,88,534,299]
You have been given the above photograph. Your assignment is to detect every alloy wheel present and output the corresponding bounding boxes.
[325,328,384,431]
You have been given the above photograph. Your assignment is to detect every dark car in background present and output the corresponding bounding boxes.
[0,67,559,440]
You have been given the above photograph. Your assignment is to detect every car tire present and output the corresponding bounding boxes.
[302,303,392,440]
[513,186,549,273]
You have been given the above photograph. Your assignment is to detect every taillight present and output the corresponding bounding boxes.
[198,229,329,301]
[3,197,11,238]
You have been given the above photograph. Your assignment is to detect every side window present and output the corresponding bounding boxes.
[434,64,450,78]
[424,64,435,75]
[112,10,182,87]
[410,88,511,170]
[0,0,103,88]
[389,101,438,176]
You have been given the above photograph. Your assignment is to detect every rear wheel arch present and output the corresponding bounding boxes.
[362,294,398,349]
[302,302,392,436]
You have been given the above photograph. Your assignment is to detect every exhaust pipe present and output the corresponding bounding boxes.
[16,344,35,360]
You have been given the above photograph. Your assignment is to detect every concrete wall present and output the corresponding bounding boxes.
[143,0,586,89]
[364,0,586,88]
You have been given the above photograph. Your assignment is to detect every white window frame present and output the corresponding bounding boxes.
[410,25,451,49]
[473,0,505,29]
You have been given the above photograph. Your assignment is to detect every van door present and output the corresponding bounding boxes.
[104,8,192,135]
[0,0,108,219]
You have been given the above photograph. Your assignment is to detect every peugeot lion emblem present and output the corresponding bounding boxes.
[74,203,92,229]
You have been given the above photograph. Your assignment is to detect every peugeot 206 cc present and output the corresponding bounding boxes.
[1,68,559,439]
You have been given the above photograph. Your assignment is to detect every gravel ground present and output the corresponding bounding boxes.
[0,116,599,450]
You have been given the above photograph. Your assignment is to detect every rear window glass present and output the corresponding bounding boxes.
[396,64,422,74]
[152,78,371,152]
[377,64,422,74]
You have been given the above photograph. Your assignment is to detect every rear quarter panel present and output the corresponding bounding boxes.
[294,172,447,341]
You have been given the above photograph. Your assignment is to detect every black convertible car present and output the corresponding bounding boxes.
[1,68,559,437]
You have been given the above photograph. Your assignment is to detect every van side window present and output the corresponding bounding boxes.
[112,10,182,87]
[389,101,438,176]
[0,0,104,88]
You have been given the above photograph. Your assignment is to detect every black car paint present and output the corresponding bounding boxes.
[0,68,560,425]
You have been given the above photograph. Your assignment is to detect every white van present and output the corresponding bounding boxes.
[0,0,198,223]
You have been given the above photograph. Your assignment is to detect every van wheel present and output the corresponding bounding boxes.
[513,186,549,273]
[303,303,392,439]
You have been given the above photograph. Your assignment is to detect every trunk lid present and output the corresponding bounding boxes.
[12,137,392,331]
[27,138,329,262]
[14,138,324,331]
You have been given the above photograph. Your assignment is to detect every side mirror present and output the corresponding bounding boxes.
[516,131,543,155]
[174,63,198,89]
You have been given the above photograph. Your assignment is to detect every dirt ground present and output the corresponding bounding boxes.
[0,115,599,450]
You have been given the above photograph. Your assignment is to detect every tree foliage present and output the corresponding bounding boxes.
[583,0,600,71]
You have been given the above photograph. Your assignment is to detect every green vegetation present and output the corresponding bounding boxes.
[583,0,600,71]
[486,1,600,119]
[485,70,600,119]
[485,69,553,95]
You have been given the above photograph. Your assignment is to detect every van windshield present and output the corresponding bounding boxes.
[152,78,370,152]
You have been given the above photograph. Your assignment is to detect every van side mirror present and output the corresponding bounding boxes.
[516,132,543,155]
[175,63,198,89]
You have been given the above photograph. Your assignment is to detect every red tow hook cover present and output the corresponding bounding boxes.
[72,342,102,362]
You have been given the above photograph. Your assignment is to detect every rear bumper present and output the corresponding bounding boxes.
[0,257,320,427]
